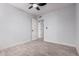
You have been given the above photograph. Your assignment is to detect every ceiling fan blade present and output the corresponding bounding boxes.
[36,7,40,10]
[38,3,47,6]
[29,6,33,9]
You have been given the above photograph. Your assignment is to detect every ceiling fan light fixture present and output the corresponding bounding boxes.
[28,3,47,11]
[33,4,38,8]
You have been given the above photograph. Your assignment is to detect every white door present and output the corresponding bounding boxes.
[32,18,38,40]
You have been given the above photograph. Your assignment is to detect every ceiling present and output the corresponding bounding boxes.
[10,3,74,16]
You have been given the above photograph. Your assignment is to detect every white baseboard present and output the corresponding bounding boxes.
[44,40,76,47]
[0,40,30,50]
[76,46,79,54]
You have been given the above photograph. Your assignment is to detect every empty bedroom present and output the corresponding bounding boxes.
[0,3,79,56]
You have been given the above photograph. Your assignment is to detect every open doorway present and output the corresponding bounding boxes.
[32,17,44,41]
[38,20,44,40]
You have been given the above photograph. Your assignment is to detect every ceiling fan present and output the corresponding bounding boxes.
[28,3,47,11]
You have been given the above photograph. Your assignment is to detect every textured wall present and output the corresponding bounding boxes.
[0,3,32,49]
[76,3,79,54]
[40,4,76,46]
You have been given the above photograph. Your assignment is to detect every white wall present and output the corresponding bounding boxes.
[40,4,76,46]
[0,3,32,49]
[76,3,79,54]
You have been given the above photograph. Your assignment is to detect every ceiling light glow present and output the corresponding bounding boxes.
[33,4,38,7]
